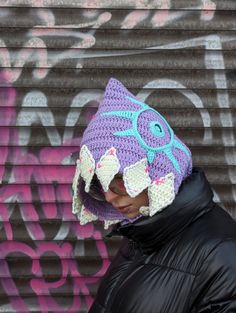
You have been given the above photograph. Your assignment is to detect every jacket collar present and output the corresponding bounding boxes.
[110,167,214,254]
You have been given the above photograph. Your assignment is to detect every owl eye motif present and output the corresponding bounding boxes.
[101,96,190,173]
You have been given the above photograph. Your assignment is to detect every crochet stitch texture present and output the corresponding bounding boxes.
[72,78,192,228]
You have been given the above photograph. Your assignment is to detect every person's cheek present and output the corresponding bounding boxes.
[116,180,126,192]
[104,190,119,203]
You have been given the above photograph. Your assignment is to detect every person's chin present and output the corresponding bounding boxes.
[123,209,141,219]
[124,213,140,220]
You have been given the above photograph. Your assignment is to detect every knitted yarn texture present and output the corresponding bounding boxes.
[72,78,192,229]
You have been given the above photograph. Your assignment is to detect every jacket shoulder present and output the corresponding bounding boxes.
[186,204,236,248]
[156,204,236,275]
[190,239,236,310]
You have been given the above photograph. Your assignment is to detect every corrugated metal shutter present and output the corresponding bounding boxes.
[0,1,235,312]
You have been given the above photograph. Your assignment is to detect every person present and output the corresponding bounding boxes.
[72,78,236,313]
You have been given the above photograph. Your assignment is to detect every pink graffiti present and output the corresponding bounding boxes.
[0,71,16,240]
[0,72,109,312]
[0,39,49,82]
[121,0,216,29]
[0,71,16,181]
[36,8,55,26]
[0,2,218,311]
[200,0,216,21]
[0,239,109,312]
[0,8,112,82]
[28,29,96,49]
[121,10,150,29]
[0,242,39,312]
[83,0,104,7]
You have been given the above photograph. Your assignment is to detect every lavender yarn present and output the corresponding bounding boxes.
[78,78,192,221]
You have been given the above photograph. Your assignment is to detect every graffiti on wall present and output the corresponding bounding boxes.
[0,0,235,311]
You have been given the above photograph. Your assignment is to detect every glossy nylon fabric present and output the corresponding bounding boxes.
[89,168,236,313]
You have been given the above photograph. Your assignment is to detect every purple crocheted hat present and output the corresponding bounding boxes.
[72,78,192,229]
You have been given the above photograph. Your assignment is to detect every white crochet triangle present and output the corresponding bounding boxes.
[123,158,151,197]
[72,159,80,191]
[148,172,175,216]
[72,159,82,214]
[72,195,82,214]
[80,145,95,192]
[78,205,98,225]
[95,147,120,192]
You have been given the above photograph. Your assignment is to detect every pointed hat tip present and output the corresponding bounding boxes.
[104,77,131,97]
[106,77,123,88]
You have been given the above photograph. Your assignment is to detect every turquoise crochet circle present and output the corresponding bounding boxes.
[149,121,165,138]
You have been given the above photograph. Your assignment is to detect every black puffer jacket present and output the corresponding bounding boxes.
[89,168,236,313]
